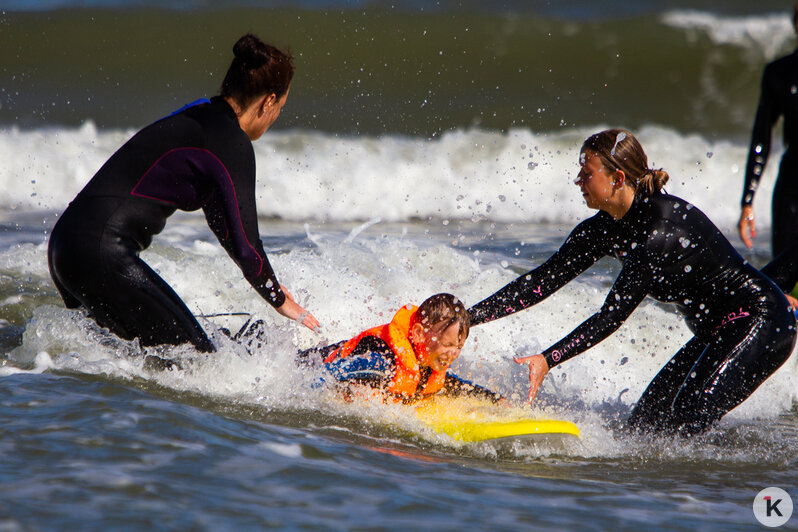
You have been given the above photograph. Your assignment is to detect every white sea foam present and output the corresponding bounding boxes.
[662,10,795,59]
[0,123,779,238]
[3,120,793,458]
[6,224,797,457]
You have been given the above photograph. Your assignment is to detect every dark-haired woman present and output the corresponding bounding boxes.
[468,129,796,436]
[48,34,320,353]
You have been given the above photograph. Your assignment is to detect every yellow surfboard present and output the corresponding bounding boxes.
[415,396,580,442]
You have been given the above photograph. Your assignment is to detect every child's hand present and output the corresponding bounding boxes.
[513,353,549,404]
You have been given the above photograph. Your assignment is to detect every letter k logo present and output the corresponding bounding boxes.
[765,496,783,517]
[754,488,792,527]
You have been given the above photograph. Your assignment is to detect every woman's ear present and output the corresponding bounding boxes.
[260,93,277,114]
[614,169,626,188]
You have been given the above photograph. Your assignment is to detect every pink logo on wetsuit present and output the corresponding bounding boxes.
[715,307,751,331]
[549,334,584,363]
[502,286,542,315]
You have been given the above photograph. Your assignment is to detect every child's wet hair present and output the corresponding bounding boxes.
[413,293,470,341]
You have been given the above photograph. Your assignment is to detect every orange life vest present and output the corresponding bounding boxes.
[325,305,448,398]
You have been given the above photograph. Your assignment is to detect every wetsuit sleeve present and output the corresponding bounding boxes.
[296,340,346,367]
[442,372,504,403]
[742,64,781,207]
[468,216,610,326]
[202,174,286,308]
[541,247,651,368]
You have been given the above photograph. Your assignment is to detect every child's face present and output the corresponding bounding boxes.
[416,322,465,372]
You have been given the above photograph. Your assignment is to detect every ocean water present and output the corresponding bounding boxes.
[1,2,797,531]
[1,1,797,137]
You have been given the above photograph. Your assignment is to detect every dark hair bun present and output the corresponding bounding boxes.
[221,33,294,105]
[233,34,268,69]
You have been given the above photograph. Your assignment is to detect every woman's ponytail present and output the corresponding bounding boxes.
[638,167,669,196]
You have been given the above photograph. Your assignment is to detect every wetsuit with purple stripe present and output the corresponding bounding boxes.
[48,97,285,352]
[468,192,796,435]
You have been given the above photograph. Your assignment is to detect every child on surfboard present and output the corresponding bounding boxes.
[297,293,503,404]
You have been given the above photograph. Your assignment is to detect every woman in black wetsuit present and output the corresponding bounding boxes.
[738,4,798,256]
[48,34,320,353]
[468,129,796,436]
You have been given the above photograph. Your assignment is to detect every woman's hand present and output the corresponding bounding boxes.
[738,206,756,249]
[786,293,798,311]
[513,353,550,404]
[275,285,321,333]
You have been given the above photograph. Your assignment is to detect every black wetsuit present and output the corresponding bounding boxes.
[48,97,285,352]
[468,192,796,435]
[761,242,798,294]
[743,48,798,255]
